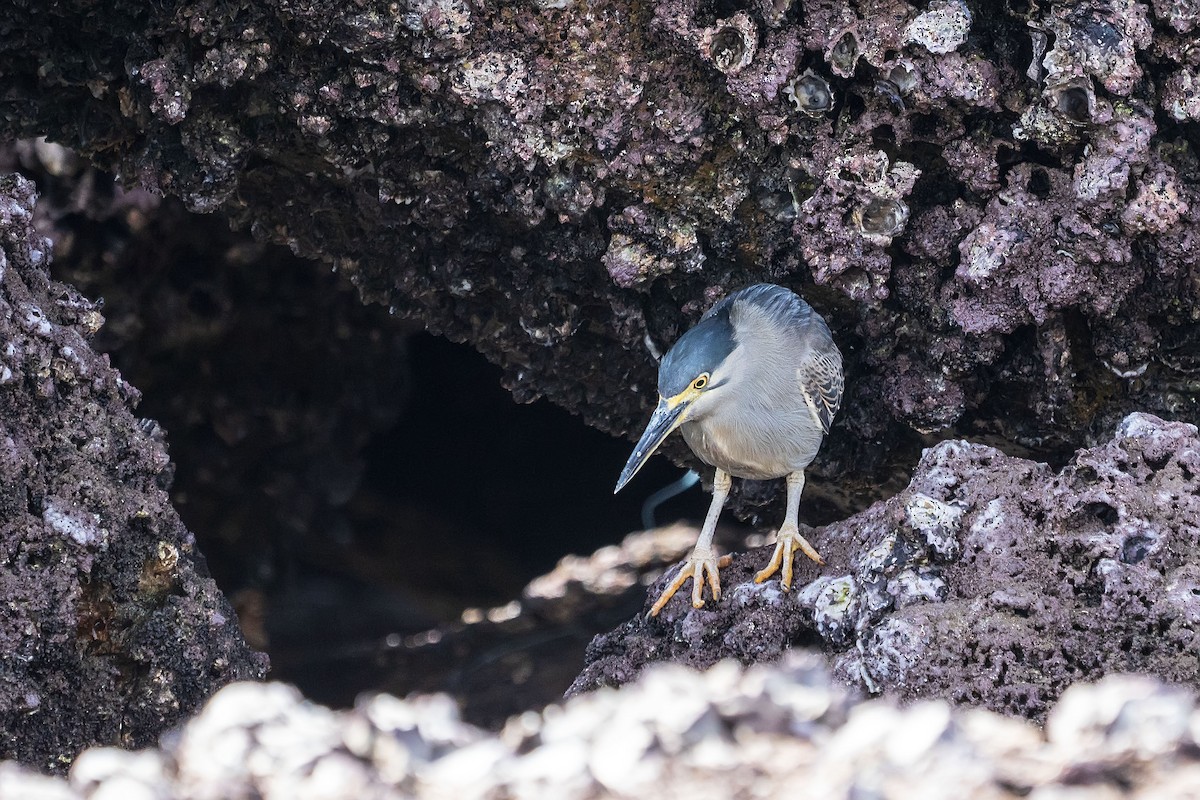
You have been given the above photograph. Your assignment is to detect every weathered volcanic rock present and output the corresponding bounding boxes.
[572,413,1200,724]
[0,174,267,770]
[4,655,1200,798]
[1,1,1197,512]
[0,139,415,603]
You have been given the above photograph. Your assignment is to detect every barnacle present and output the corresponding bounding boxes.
[826,27,860,78]
[699,13,757,75]
[760,0,793,28]
[785,69,834,117]
[874,61,916,111]
[884,60,917,95]
[1048,76,1095,125]
[853,196,909,240]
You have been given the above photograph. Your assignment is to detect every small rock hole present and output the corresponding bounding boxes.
[1055,86,1091,123]
[1027,168,1052,199]
[1085,501,1118,526]
[1121,535,1152,565]
[1144,451,1171,472]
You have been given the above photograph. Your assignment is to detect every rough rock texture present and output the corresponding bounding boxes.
[4,656,1200,798]
[0,174,267,770]
[1,0,1197,509]
[573,413,1200,724]
[3,140,737,722]
[0,140,414,601]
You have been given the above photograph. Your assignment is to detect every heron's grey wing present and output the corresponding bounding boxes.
[797,348,843,435]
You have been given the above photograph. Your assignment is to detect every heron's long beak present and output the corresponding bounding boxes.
[614,394,694,493]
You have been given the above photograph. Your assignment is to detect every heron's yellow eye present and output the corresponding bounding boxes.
[692,374,709,391]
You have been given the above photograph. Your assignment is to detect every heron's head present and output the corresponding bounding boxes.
[614,309,737,493]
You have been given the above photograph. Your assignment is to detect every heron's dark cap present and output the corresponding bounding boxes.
[658,304,735,397]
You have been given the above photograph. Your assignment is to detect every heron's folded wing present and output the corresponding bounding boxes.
[797,350,843,434]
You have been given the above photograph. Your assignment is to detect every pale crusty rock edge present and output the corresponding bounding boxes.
[4,652,1200,799]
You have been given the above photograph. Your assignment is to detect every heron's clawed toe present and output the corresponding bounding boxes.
[754,523,823,591]
[649,549,732,616]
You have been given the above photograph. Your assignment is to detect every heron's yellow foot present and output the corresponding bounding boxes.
[648,548,734,616]
[754,523,824,590]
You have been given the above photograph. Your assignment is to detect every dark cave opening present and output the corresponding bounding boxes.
[11,142,715,708]
[359,331,707,584]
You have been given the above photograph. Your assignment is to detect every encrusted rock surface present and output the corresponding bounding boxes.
[0,0,1197,506]
[3,0,1200,779]
[0,174,267,769]
[573,413,1200,724]
[4,655,1200,798]
[1,139,414,603]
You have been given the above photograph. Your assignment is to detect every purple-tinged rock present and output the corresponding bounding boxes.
[0,174,266,770]
[572,413,1200,724]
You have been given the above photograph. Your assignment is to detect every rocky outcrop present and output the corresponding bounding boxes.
[0,139,415,627]
[1,1,1196,509]
[3,655,1200,798]
[573,413,1200,723]
[0,174,267,768]
[3,0,1200,776]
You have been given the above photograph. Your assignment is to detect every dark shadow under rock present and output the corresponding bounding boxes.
[0,175,266,770]
[571,413,1200,723]
[348,523,748,728]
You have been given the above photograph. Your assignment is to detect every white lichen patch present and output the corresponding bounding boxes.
[958,223,1024,283]
[401,0,472,40]
[729,579,786,607]
[1117,411,1196,440]
[966,497,1006,552]
[1121,167,1188,235]
[1164,68,1200,121]
[859,533,902,574]
[451,53,528,108]
[913,438,985,497]
[796,575,858,644]
[904,0,971,54]
[887,568,948,608]
[905,492,964,560]
[1164,566,1200,624]
[857,617,925,691]
[43,500,106,547]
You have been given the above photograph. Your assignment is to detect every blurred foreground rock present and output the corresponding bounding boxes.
[4,655,1200,798]
[0,174,266,769]
[574,413,1200,723]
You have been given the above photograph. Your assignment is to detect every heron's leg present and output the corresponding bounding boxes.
[648,469,734,616]
[754,471,824,590]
